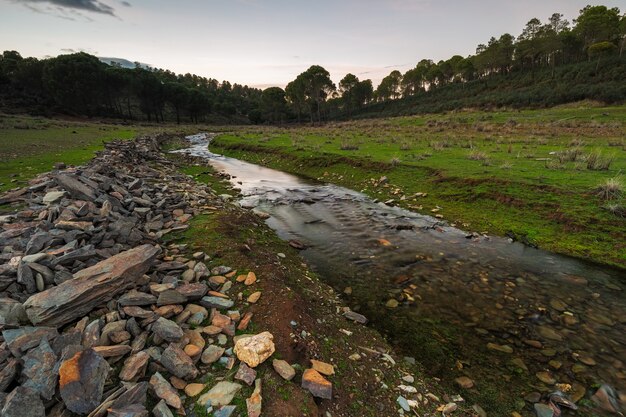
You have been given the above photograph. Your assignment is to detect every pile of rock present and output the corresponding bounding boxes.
[0,135,296,416]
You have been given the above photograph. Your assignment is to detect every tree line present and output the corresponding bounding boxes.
[1,5,624,124]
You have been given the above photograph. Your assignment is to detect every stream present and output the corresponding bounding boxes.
[174,133,625,413]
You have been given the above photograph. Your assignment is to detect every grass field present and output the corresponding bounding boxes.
[0,114,145,192]
[211,103,626,268]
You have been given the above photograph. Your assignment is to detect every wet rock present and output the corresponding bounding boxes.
[234,331,275,368]
[152,400,175,417]
[486,343,513,353]
[302,368,332,399]
[24,244,160,326]
[536,371,556,385]
[160,344,198,380]
[21,338,58,400]
[343,310,368,324]
[246,379,262,417]
[311,359,334,376]
[235,363,257,386]
[201,345,225,364]
[197,381,242,408]
[1,386,45,417]
[455,376,474,389]
[272,359,296,381]
[119,351,150,381]
[59,348,110,414]
[151,317,183,342]
[534,403,555,417]
[149,372,182,409]
[592,385,621,414]
[537,326,563,342]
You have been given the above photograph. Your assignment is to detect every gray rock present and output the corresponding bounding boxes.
[197,381,242,408]
[160,344,198,380]
[119,351,150,381]
[0,358,19,392]
[0,297,28,325]
[24,244,160,327]
[156,290,187,306]
[234,363,256,386]
[152,317,183,342]
[55,173,97,201]
[59,348,110,415]
[1,386,45,417]
[2,326,58,357]
[213,405,237,417]
[118,290,157,306]
[200,296,234,310]
[201,345,225,364]
[106,404,148,417]
[22,338,58,400]
[152,400,174,417]
[272,359,296,381]
[149,372,181,409]
[17,263,36,293]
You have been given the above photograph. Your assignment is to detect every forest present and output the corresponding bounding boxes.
[0,5,624,124]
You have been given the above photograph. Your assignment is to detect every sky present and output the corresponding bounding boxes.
[0,0,624,88]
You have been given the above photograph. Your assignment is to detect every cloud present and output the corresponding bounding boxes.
[14,0,117,16]
[120,0,130,6]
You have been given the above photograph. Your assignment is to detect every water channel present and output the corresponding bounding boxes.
[174,133,625,414]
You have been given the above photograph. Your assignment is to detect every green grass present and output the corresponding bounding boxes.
[209,104,626,268]
[0,114,143,192]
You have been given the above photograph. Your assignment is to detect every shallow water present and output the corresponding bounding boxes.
[175,134,626,410]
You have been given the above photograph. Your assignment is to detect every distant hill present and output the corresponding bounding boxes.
[98,57,151,69]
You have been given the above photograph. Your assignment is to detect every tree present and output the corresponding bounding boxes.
[164,82,189,124]
[376,70,402,100]
[574,5,621,52]
[42,52,105,115]
[285,76,306,123]
[299,65,335,123]
[588,41,617,70]
[260,86,287,123]
[339,73,359,115]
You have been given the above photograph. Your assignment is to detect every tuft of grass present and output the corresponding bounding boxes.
[340,140,359,151]
[585,150,614,171]
[467,150,488,161]
[596,176,623,201]
[603,203,626,217]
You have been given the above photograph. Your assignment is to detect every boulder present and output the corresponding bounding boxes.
[24,244,160,327]
[233,332,275,368]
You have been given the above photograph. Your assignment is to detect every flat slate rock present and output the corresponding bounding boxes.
[59,348,110,415]
[1,386,45,417]
[200,296,234,310]
[24,244,159,327]
[152,317,184,342]
[160,344,198,380]
[21,338,58,400]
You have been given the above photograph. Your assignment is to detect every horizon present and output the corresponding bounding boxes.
[0,0,624,89]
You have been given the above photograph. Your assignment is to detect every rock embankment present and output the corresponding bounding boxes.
[0,135,277,416]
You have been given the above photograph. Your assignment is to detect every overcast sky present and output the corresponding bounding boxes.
[0,0,623,88]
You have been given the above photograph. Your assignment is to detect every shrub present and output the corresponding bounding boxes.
[340,141,359,150]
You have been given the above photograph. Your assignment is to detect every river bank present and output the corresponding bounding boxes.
[169,133,625,417]
[208,106,626,269]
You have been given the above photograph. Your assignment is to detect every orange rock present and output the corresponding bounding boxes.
[236,274,247,282]
[301,368,332,399]
[170,376,187,390]
[311,359,334,376]
[244,272,257,286]
[184,344,202,358]
[247,291,261,304]
[238,312,253,330]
